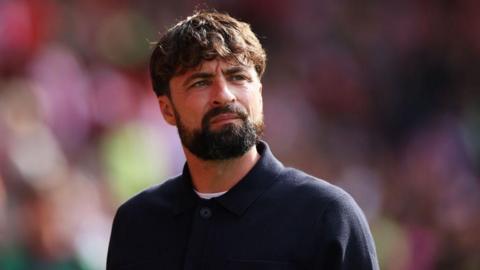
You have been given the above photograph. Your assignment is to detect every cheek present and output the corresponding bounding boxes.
[247,92,263,121]
[178,98,208,127]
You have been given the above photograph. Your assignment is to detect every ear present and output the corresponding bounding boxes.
[158,96,177,126]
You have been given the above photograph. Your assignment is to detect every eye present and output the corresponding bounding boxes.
[230,74,250,82]
[190,80,210,88]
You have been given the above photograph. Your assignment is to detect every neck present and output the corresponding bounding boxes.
[183,145,260,193]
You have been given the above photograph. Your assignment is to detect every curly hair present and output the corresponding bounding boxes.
[150,11,267,96]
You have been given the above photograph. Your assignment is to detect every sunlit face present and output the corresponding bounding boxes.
[158,59,264,160]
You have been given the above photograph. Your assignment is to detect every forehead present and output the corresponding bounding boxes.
[170,59,257,86]
[182,59,253,75]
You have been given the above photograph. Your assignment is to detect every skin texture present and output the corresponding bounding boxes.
[158,59,264,193]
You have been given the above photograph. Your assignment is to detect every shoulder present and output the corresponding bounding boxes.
[273,167,352,208]
[107,175,187,268]
[115,175,183,217]
[272,166,371,228]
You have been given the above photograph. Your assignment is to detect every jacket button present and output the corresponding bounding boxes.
[199,207,212,219]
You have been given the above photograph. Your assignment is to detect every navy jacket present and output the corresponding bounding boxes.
[107,141,379,270]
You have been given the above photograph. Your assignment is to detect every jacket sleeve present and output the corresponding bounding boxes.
[314,192,379,270]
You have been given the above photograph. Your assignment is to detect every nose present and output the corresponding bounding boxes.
[210,77,236,107]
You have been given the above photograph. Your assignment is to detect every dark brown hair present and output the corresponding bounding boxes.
[150,11,266,96]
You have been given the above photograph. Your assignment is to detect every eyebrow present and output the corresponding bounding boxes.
[223,66,248,76]
[182,66,249,87]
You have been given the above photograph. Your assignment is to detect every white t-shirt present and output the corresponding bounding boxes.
[194,190,228,200]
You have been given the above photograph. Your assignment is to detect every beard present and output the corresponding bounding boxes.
[174,104,264,160]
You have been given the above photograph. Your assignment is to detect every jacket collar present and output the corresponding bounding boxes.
[173,141,284,216]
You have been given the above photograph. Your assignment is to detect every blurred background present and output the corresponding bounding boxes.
[0,0,479,269]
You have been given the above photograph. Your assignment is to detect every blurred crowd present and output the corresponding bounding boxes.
[0,0,479,269]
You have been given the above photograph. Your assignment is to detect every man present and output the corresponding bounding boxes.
[107,11,379,270]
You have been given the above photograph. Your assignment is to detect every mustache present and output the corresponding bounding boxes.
[201,104,248,129]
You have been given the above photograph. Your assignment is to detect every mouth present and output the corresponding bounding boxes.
[209,113,241,126]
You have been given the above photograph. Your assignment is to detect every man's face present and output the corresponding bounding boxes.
[158,59,264,160]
